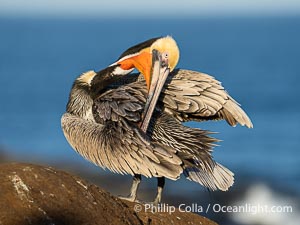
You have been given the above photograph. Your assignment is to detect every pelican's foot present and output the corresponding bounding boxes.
[152,199,161,206]
[118,195,142,203]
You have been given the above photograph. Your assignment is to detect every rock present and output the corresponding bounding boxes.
[0,163,217,225]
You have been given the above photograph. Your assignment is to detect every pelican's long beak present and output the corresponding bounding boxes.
[140,50,170,133]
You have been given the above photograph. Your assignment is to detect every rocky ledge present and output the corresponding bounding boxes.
[0,163,217,225]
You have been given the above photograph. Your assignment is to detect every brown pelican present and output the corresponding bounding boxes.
[61,36,252,204]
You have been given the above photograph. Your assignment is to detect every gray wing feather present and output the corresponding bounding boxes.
[149,112,234,191]
[95,86,145,123]
[163,69,253,128]
[61,113,182,180]
[184,163,234,191]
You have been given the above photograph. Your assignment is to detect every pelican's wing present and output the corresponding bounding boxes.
[61,85,183,180]
[117,69,252,128]
[161,69,253,128]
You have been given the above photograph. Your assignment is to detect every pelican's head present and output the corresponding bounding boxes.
[149,36,179,72]
[113,36,180,90]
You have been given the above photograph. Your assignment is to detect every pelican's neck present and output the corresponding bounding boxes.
[66,80,94,120]
[66,66,125,119]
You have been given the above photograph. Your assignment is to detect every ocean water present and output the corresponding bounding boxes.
[0,17,300,213]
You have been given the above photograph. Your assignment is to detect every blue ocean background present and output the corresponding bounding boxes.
[0,16,299,224]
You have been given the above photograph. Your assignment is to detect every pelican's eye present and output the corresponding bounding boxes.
[162,52,168,59]
[161,51,169,67]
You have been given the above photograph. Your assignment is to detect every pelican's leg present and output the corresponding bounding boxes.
[119,174,141,202]
[153,177,165,205]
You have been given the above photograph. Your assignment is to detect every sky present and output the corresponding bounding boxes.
[0,0,300,18]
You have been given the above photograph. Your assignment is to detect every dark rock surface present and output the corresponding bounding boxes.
[0,163,217,225]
